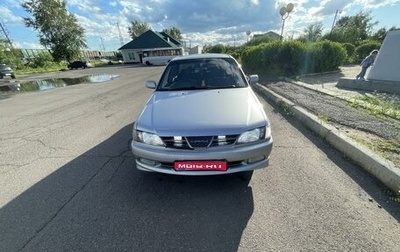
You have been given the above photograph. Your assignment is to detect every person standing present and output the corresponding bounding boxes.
[356,49,379,80]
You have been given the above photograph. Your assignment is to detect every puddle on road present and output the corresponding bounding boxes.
[0,74,118,92]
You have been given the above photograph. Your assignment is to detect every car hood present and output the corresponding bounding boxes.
[136,88,268,136]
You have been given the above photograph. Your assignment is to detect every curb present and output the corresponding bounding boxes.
[253,83,400,195]
[337,77,400,95]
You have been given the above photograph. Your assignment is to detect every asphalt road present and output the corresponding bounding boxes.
[0,65,399,252]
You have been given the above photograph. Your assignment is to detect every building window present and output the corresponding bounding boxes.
[128,53,135,60]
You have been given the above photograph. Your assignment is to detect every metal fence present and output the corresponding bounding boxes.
[19,48,118,61]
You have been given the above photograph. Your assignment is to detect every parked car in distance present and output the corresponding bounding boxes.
[0,64,16,79]
[131,53,273,177]
[68,61,91,70]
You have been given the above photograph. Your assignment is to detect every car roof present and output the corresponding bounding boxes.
[170,53,233,62]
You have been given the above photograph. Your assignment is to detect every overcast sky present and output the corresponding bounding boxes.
[1,0,399,51]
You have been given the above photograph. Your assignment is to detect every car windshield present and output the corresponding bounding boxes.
[157,57,248,91]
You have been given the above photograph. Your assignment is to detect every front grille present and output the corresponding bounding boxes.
[186,136,213,148]
[161,135,239,149]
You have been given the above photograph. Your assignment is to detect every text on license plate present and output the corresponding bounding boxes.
[174,161,227,171]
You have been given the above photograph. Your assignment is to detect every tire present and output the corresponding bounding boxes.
[145,61,150,66]
[11,74,16,79]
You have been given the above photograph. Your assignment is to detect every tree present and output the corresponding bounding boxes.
[203,44,226,53]
[245,34,274,46]
[0,39,24,68]
[128,20,151,39]
[299,22,323,42]
[22,0,87,62]
[162,26,183,41]
[324,11,378,45]
[371,26,397,43]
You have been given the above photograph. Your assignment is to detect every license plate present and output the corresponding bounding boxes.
[174,161,227,171]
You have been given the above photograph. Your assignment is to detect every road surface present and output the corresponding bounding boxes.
[0,65,399,251]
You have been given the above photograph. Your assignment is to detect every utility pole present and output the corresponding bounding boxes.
[329,9,341,39]
[0,20,14,48]
[100,37,106,51]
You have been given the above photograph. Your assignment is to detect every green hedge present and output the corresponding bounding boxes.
[241,40,347,77]
[341,43,356,63]
[302,41,347,74]
[354,41,381,63]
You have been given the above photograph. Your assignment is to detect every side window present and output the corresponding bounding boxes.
[128,53,135,60]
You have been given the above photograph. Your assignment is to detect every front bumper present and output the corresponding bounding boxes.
[131,138,273,175]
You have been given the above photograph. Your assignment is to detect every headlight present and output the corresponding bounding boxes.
[133,130,164,146]
[237,126,271,143]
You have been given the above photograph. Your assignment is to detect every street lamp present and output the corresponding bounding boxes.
[279,3,294,41]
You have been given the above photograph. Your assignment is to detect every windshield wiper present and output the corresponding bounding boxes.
[167,86,211,91]
[207,85,238,89]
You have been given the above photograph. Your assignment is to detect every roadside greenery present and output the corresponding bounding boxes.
[128,20,151,39]
[2,10,397,77]
[21,0,87,62]
[128,20,183,42]
[0,42,24,69]
[353,41,382,63]
[203,11,395,77]
[349,92,400,120]
[240,40,347,76]
[349,133,400,168]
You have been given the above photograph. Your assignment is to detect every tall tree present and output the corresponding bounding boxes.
[325,11,378,45]
[300,22,323,42]
[371,26,397,43]
[22,0,87,62]
[128,20,151,39]
[162,26,183,41]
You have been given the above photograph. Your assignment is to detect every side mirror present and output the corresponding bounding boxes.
[247,74,259,85]
[145,80,157,89]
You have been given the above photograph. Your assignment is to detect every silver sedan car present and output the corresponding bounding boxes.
[131,54,273,176]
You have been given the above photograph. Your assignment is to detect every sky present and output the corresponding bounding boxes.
[1,0,399,52]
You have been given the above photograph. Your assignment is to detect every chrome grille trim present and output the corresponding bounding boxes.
[161,135,239,149]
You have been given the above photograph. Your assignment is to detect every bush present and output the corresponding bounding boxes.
[245,35,274,47]
[33,53,54,68]
[354,41,381,63]
[302,40,347,74]
[241,40,346,77]
[205,44,226,53]
[342,43,356,63]
[0,45,24,70]
[241,41,306,76]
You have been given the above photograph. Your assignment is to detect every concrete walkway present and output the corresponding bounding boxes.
[254,65,400,195]
[293,65,369,99]
[294,65,400,97]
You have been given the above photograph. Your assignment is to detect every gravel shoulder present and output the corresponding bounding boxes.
[260,67,400,169]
